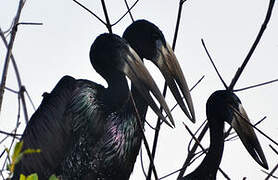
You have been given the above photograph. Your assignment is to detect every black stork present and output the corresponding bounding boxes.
[12,24,194,179]
[123,19,195,122]
[180,90,268,180]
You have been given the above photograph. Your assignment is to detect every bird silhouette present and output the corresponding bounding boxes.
[180,90,268,180]
[13,21,194,179]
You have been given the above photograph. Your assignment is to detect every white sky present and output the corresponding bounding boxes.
[0,0,278,179]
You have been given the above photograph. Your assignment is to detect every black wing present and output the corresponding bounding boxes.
[13,75,77,179]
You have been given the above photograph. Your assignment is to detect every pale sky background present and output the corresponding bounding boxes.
[0,0,278,179]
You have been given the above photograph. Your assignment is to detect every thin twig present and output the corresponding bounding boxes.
[177,123,209,178]
[254,117,267,126]
[0,130,21,137]
[201,39,228,89]
[234,78,278,92]
[187,119,207,153]
[270,144,278,156]
[129,92,159,180]
[229,0,276,90]
[1,93,21,173]
[172,0,187,51]
[0,0,26,117]
[17,22,43,26]
[158,148,206,180]
[0,123,21,145]
[112,0,140,26]
[124,0,135,22]
[145,119,158,130]
[265,162,278,180]
[4,87,18,94]
[101,0,112,33]
[3,20,14,35]
[0,27,29,123]
[72,0,107,25]
[19,86,29,124]
[140,148,148,178]
[25,88,36,111]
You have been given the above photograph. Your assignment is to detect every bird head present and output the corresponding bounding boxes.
[90,33,175,127]
[123,19,195,123]
[206,90,268,169]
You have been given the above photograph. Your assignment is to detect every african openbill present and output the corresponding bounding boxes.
[12,22,194,179]
[180,90,268,180]
[12,33,176,179]
[123,19,195,122]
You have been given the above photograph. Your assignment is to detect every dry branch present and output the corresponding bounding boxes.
[0,0,26,117]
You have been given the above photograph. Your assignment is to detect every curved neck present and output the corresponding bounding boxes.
[186,117,225,179]
[104,74,129,111]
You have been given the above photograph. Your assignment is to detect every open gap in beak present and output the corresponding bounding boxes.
[120,46,175,128]
[230,104,268,169]
[154,41,195,123]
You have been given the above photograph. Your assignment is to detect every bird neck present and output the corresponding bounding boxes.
[104,74,130,111]
[187,117,225,179]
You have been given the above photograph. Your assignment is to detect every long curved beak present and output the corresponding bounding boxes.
[118,45,175,128]
[152,40,195,123]
[231,104,268,169]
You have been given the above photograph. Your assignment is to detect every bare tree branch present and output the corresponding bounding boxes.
[265,162,278,180]
[0,0,26,117]
[0,28,29,124]
[101,0,113,33]
[178,122,208,178]
[201,39,228,89]
[111,0,140,26]
[234,78,278,92]
[229,0,276,90]
[72,0,107,25]
[129,92,159,180]
[269,145,278,156]
[124,0,135,22]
